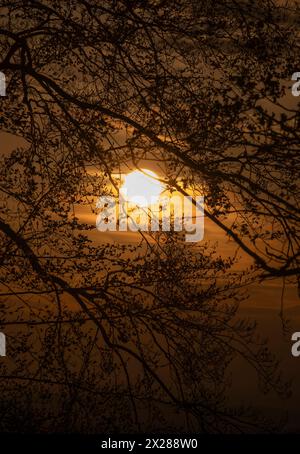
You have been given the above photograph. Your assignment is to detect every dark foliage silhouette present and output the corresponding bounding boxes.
[0,0,298,433]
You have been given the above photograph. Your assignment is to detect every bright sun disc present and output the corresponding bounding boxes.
[120,169,164,207]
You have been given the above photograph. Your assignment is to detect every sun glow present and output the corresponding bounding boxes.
[120,169,164,207]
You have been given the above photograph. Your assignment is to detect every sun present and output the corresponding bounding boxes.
[120,169,164,207]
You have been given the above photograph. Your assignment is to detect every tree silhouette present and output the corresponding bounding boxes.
[0,0,297,433]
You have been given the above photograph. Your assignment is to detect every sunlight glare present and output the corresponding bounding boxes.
[120,169,164,207]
